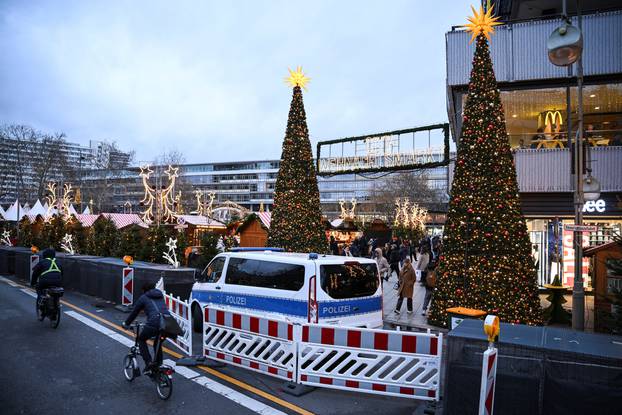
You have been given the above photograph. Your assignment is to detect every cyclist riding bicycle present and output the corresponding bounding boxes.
[122,282,170,376]
[30,248,63,304]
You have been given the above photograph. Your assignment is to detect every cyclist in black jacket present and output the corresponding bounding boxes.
[31,248,63,304]
[123,282,170,375]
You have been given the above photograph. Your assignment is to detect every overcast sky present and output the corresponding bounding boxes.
[0,1,472,164]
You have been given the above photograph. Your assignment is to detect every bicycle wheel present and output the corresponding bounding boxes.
[155,372,173,400]
[36,300,45,322]
[123,355,138,382]
[50,306,61,328]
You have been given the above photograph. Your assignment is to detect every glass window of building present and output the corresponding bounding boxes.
[461,83,622,149]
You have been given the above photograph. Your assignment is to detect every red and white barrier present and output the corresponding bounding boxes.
[164,293,193,355]
[203,306,296,381]
[121,267,134,306]
[29,255,39,285]
[478,346,498,415]
[297,324,442,400]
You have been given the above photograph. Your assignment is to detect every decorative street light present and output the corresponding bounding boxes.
[547,0,589,331]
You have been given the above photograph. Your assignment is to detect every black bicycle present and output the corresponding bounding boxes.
[123,323,174,400]
[36,287,64,329]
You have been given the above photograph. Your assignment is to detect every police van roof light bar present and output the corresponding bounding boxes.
[229,247,285,252]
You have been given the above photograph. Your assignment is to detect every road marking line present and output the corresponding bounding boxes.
[8,284,314,415]
[163,359,287,415]
[65,310,287,415]
[20,288,37,298]
[66,311,135,347]
[0,276,20,287]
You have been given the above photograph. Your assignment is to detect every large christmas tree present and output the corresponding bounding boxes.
[428,6,542,327]
[268,67,327,253]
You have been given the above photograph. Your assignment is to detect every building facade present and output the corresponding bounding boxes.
[445,0,622,287]
[0,137,132,205]
[82,158,450,219]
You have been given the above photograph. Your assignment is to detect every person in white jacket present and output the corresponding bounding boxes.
[374,248,390,281]
[416,243,430,285]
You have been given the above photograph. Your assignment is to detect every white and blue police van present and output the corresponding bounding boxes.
[190,248,383,331]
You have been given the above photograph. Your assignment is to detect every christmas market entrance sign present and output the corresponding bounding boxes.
[316,123,450,176]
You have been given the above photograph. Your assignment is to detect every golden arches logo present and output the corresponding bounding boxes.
[544,110,563,127]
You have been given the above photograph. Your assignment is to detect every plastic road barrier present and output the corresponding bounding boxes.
[164,293,193,355]
[29,255,39,285]
[478,347,498,415]
[121,267,134,306]
[479,315,500,415]
[203,306,296,381]
[297,324,442,400]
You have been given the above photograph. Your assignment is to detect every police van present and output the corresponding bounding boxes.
[190,249,383,331]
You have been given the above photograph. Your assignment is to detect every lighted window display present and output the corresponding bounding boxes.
[460,83,622,148]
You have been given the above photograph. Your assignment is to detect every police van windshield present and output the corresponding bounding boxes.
[319,263,378,299]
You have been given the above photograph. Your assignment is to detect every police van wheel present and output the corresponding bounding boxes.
[192,304,203,333]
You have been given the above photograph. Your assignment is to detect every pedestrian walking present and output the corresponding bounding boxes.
[417,241,430,286]
[422,266,436,316]
[374,248,390,282]
[399,242,409,268]
[389,244,400,279]
[394,257,416,314]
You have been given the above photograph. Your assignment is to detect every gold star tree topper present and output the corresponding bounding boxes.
[285,66,310,90]
[464,3,502,43]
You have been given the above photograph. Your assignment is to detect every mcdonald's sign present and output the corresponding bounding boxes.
[539,110,564,132]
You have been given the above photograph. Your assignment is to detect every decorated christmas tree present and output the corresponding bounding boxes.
[89,217,119,257]
[114,225,144,259]
[428,5,542,327]
[268,67,327,253]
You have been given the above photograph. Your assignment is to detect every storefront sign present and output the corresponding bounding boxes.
[562,230,589,287]
[563,224,598,232]
[582,199,606,213]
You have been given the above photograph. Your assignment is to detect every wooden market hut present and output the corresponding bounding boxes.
[236,212,271,247]
[327,218,362,244]
[364,218,392,246]
[175,215,227,246]
[97,213,149,230]
[584,241,622,332]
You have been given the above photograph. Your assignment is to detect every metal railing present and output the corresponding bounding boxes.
[448,146,622,192]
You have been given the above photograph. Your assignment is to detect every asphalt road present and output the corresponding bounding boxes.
[0,275,421,415]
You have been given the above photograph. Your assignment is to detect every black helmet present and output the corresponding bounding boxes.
[41,248,56,259]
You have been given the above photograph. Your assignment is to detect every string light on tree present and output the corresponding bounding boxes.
[268,66,326,253]
[427,3,542,327]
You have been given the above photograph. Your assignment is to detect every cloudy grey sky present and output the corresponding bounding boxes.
[0,0,472,164]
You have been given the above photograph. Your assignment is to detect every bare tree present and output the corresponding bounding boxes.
[82,141,135,213]
[152,149,193,214]
[370,171,445,223]
[32,132,69,200]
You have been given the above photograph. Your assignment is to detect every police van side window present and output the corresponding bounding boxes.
[201,257,226,283]
[225,258,304,291]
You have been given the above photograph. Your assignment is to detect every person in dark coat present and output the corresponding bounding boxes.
[389,244,400,279]
[123,282,171,374]
[399,242,409,267]
[30,248,62,304]
[329,236,339,256]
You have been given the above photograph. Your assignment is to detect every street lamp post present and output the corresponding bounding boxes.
[547,0,590,330]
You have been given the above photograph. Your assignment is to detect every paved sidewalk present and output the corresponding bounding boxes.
[382,271,441,332]
[381,271,595,332]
